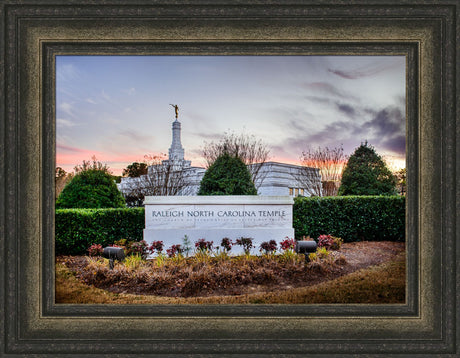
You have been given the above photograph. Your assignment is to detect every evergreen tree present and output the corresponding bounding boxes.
[338,141,397,196]
[198,153,258,195]
[56,169,125,208]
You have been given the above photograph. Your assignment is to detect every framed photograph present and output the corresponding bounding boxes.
[1,1,458,356]
[54,53,407,303]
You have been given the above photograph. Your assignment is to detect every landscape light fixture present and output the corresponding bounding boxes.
[295,240,317,262]
[102,246,125,269]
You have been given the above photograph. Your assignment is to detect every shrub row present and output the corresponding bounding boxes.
[55,208,144,255]
[293,196,405,242]
[56,195,405,255]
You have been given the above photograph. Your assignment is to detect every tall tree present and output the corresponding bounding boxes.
[338,141,397,196]
[295,145,349,196]
[201,131,270,189]
[198,153,257,195]
[56,158,125,208]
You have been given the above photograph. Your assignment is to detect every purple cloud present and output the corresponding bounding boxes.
[328,60,403,80]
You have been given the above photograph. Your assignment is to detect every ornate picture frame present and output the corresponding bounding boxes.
[1,1,458,356]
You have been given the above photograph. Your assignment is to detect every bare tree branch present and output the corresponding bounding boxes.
[295,145,349,197]
[291,166,323,197]
[201,131,270,189]
[74,155,111,174]
[119,154,194,206]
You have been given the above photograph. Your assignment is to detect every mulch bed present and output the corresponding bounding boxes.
[58,241,405,298]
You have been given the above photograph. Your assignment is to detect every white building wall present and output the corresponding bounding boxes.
[118,161,321,200]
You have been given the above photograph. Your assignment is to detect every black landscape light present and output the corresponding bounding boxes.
[295,240,317,262]
[102,246,125,269]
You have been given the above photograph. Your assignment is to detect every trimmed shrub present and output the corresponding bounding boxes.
[293,196,405,242]
[56,169,125,208]
[198,153,257,195]
[55,208,144,255]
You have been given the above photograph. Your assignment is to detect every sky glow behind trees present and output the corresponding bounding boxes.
[56,55,406,175]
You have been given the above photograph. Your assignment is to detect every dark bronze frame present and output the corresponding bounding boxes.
[1,1,458,356]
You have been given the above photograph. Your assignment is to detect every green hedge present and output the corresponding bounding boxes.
[56,196,405,255]
[55,208,145,255]
[293,196,405,242]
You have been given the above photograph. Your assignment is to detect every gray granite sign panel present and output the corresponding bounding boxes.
[144,196,294,255]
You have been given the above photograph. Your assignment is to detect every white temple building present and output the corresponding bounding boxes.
[118,115,321,201]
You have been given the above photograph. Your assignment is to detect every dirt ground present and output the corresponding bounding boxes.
[59,241,405,298]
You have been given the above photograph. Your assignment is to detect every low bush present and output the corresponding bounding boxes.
[87,243,103,257]
[166,244,183,258]
[293,196,405,242]
[317,234,342,250]
[259,240,277,254]
[149,241,164,255]
[279,237,296,251]
[195,238,214,253]
[129,240,149,259]
[55,208,144,255]
[235,237,254,255]
[220,238,233,252]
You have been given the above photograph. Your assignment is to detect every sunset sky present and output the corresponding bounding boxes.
[56,55,406,176]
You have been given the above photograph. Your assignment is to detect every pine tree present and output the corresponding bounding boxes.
[198,153,258,195]
[338,142,397,196]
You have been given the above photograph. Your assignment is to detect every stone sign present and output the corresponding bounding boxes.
[144,196,294,255]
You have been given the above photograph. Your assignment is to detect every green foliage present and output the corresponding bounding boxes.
[338,142,397,195]
[198,153,257,195]
[122,162,148,177]
[56,169,125,208]
[182,235,192,257]
[55,208,145,255]
[293,196,405,242]
[124,254,144,270]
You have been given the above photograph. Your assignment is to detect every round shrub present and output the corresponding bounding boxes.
[198,153,257,195]
[56,169,125,208]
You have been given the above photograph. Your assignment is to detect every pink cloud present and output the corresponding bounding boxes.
[56,145,165,176]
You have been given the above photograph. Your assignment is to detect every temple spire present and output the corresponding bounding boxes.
[168,104,184,161]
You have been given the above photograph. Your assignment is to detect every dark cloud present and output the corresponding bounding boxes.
[328,69,359,79]
[354,106,405,155]
[270,103,406,160]
[381,135,406,154]
[304,95,332,105]
[360,107,404,138]
[336,103,356,117]
[328,60,403,80]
